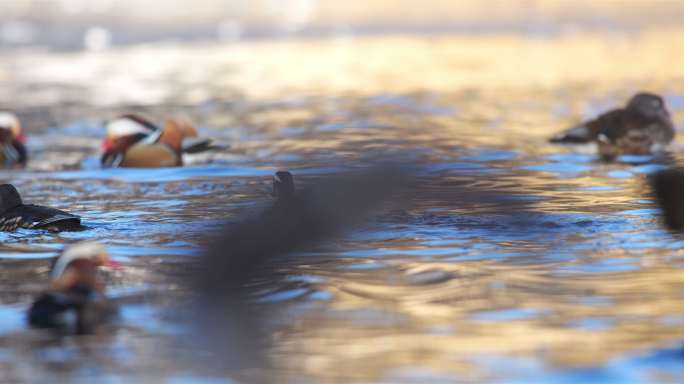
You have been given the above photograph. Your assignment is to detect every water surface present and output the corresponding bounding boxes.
[1,25,684,383]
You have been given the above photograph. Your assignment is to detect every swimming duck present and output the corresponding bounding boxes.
[272,171,295,201]
[550,92,675,160]
[0,112,27,168]
[0,184,81,231]
[101,114,188,167]
[28,241,119,334]
[101,114,225,167]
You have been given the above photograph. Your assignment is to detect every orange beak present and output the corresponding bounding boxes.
[103,259,123,271]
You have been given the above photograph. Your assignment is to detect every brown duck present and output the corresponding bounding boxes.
[550,93,675,160]
[101,114,207,168]
[28,241,120,334]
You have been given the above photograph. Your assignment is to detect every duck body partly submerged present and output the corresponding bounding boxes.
[101,114,217,168]
[0,184,81,232]
[110,140,181,168]
[550,92,675,160]
[28,242,119,334]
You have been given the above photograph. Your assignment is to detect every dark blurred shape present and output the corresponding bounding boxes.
[191,161,546,369]
[650,168,684,230]
[193,165,411,367]
[271,170,295,199]
[198,165,412,291]
[550,92,674,160]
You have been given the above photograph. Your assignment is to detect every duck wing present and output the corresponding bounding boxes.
[181,137,229,154]
[1,204,81,231]
[550,109,624,144]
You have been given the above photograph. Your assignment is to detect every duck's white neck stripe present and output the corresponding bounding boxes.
[141,127,163,144]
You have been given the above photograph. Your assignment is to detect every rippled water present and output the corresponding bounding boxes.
[2,27,684,383]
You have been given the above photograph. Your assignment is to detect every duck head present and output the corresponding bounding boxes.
[626,92,670,120]
[0,184,22,214]
[272,171,295,200]
[50,241,120,293]
[102,114,159,153]
[0,112,23,145]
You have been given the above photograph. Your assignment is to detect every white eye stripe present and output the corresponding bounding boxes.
[107,118,155,137]
[274,174,281,183]
[51,242,108,279]
[0,113,19,131]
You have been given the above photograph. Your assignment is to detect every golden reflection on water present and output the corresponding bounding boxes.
[2,23,684,383]
[275,254,684,382]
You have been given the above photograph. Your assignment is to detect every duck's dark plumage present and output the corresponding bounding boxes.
[0,140,27,167]
[28,284,115,334]
[550,93,675,159]
[0,184,81,231]
[29,285,93,332]
[272,171,295,200]
[651,168,684,230]
[181,137,216,154]
[0,204,81,230]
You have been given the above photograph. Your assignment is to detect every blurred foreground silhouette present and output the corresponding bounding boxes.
[191,160,543,369]
[651,168,684,230]
[193,164,411,367]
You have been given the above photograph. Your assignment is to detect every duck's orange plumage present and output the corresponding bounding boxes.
[101,114,196,168]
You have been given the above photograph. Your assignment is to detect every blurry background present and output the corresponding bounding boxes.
[1,0,684,50]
